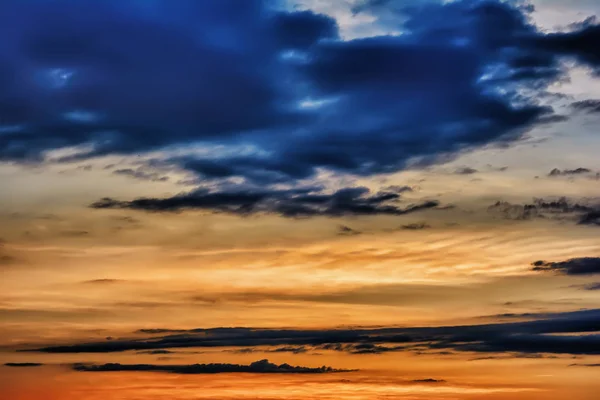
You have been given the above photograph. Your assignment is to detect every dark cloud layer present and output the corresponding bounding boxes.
[90,186,440,217]
[72,359,351,374]
[27,309,600,356]
[532,258,600,275]
[1,0,598,188]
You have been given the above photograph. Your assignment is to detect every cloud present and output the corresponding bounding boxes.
[455,167,478,175]
[579,210,600,226]
[136,350,177,355]
[571,282,600,291]
[487,201,539,221]
[90,186,441,217]
[570,363,600,367]
[230,346,309,355]
[82,279,125,284]
[337,225,362,236]
[320,343,407,354]
[137,329,187,335]
[571,99,600,113]
[481,312,561,320]
[26,309,600,356]
[60,230,90,237]
[1,0,588,189]
[532,257,600,275]
[113,168,169,182]
[0,1,335,161]
[583,283,600,290]
[400,222,431,230]
[72,359,352,374]
[267,346,309,354]
[539,23,600,74]
[4,363,44,367]
[548,168,593,176]
[411,378,446,384]
[487,197,600,223]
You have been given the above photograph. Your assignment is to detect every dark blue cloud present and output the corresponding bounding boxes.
[90,186,441,217]
[539,23,600,74]
[0,0,597,187]
[25,309,600,356]
[0,0,328,159]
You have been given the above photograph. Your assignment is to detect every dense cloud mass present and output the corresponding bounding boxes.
[72,359,351,374]
[27,309,600,356]
[90,186,440,217]
[1,0,599,190]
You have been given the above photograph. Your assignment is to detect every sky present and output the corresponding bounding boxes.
[1,0,600,399]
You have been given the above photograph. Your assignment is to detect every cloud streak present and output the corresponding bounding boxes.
[26,309,600,356]
[72,359,353,374]
[90,186,441,217]
[4,363,44,367]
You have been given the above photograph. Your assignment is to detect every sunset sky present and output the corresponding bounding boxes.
[1,0,600,399]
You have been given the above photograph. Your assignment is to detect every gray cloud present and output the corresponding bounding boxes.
[337,225,362,236]
[571,99,600,113]
[113,168,170,182]
[455,167,478,175]
[487,198,600,225]
[548,168,593,177]
[400,222,431,230]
